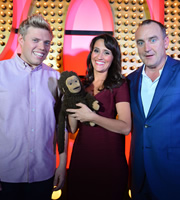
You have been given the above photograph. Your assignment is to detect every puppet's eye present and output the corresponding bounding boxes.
[68,82,72,85]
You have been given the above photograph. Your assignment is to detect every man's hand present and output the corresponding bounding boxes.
[53,128,68,191]
[53,163,66,191]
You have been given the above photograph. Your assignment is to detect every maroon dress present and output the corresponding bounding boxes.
[67,81,130,200]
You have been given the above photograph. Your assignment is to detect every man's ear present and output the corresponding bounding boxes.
[18,34,24,46]
[164,36,169,50]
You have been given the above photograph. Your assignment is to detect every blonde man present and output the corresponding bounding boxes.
[0,14,68,200]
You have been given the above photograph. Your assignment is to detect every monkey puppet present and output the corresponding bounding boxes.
[57,71,100,153]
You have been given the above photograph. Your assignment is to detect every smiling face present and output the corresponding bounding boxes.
[66,75,81,94]
[135,22,169,70]
[18,27,52,68]
[91,39,114,74]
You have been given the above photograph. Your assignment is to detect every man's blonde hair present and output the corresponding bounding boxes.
[18,14,53,39]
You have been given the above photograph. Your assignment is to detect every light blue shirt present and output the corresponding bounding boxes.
[141,66,163,117]
[0,54,60,183]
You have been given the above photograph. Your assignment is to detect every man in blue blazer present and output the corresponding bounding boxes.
[127,19,180,200]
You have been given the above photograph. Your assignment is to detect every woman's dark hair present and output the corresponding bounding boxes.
[84,34,125,90]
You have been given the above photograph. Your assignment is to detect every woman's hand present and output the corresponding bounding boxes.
[67,102,131,135]
[67,103,95,123]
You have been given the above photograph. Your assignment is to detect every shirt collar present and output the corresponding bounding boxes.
[142,56,167,77]
[15,54,42,71]
[142,65,163,78]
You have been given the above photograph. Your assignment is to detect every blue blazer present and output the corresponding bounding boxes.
[127,56,180,200]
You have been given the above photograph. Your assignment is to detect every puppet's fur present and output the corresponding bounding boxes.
[57,71,99,153]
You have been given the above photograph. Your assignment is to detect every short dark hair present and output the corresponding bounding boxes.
[138,19,167,38]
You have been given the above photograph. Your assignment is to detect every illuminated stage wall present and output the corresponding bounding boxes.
[0,0,179,167]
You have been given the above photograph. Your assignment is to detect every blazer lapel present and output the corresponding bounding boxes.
[147,56,178,118]
[134,66,146,119]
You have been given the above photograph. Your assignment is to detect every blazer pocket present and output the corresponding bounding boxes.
[168,147,180,161]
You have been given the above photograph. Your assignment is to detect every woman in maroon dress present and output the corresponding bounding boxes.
[67,34,131,200]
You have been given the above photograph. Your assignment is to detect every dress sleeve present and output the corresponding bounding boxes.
[114,80,130,103]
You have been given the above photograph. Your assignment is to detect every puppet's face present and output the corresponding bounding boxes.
[65,75,81,93]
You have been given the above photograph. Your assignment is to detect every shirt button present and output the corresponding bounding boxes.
[31,129,34,132]
[30,149,33,153]
[145,125,148,128]
[32,108,35,112]
[32,89,35,92]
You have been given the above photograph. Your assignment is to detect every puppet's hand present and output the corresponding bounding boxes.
[92,100,100,111]
[89,121,96,126]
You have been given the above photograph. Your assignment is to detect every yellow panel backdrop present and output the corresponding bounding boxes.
[1,0,179,72]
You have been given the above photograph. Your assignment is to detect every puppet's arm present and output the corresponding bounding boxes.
[57,109,66,154]
[85,93,100,111]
